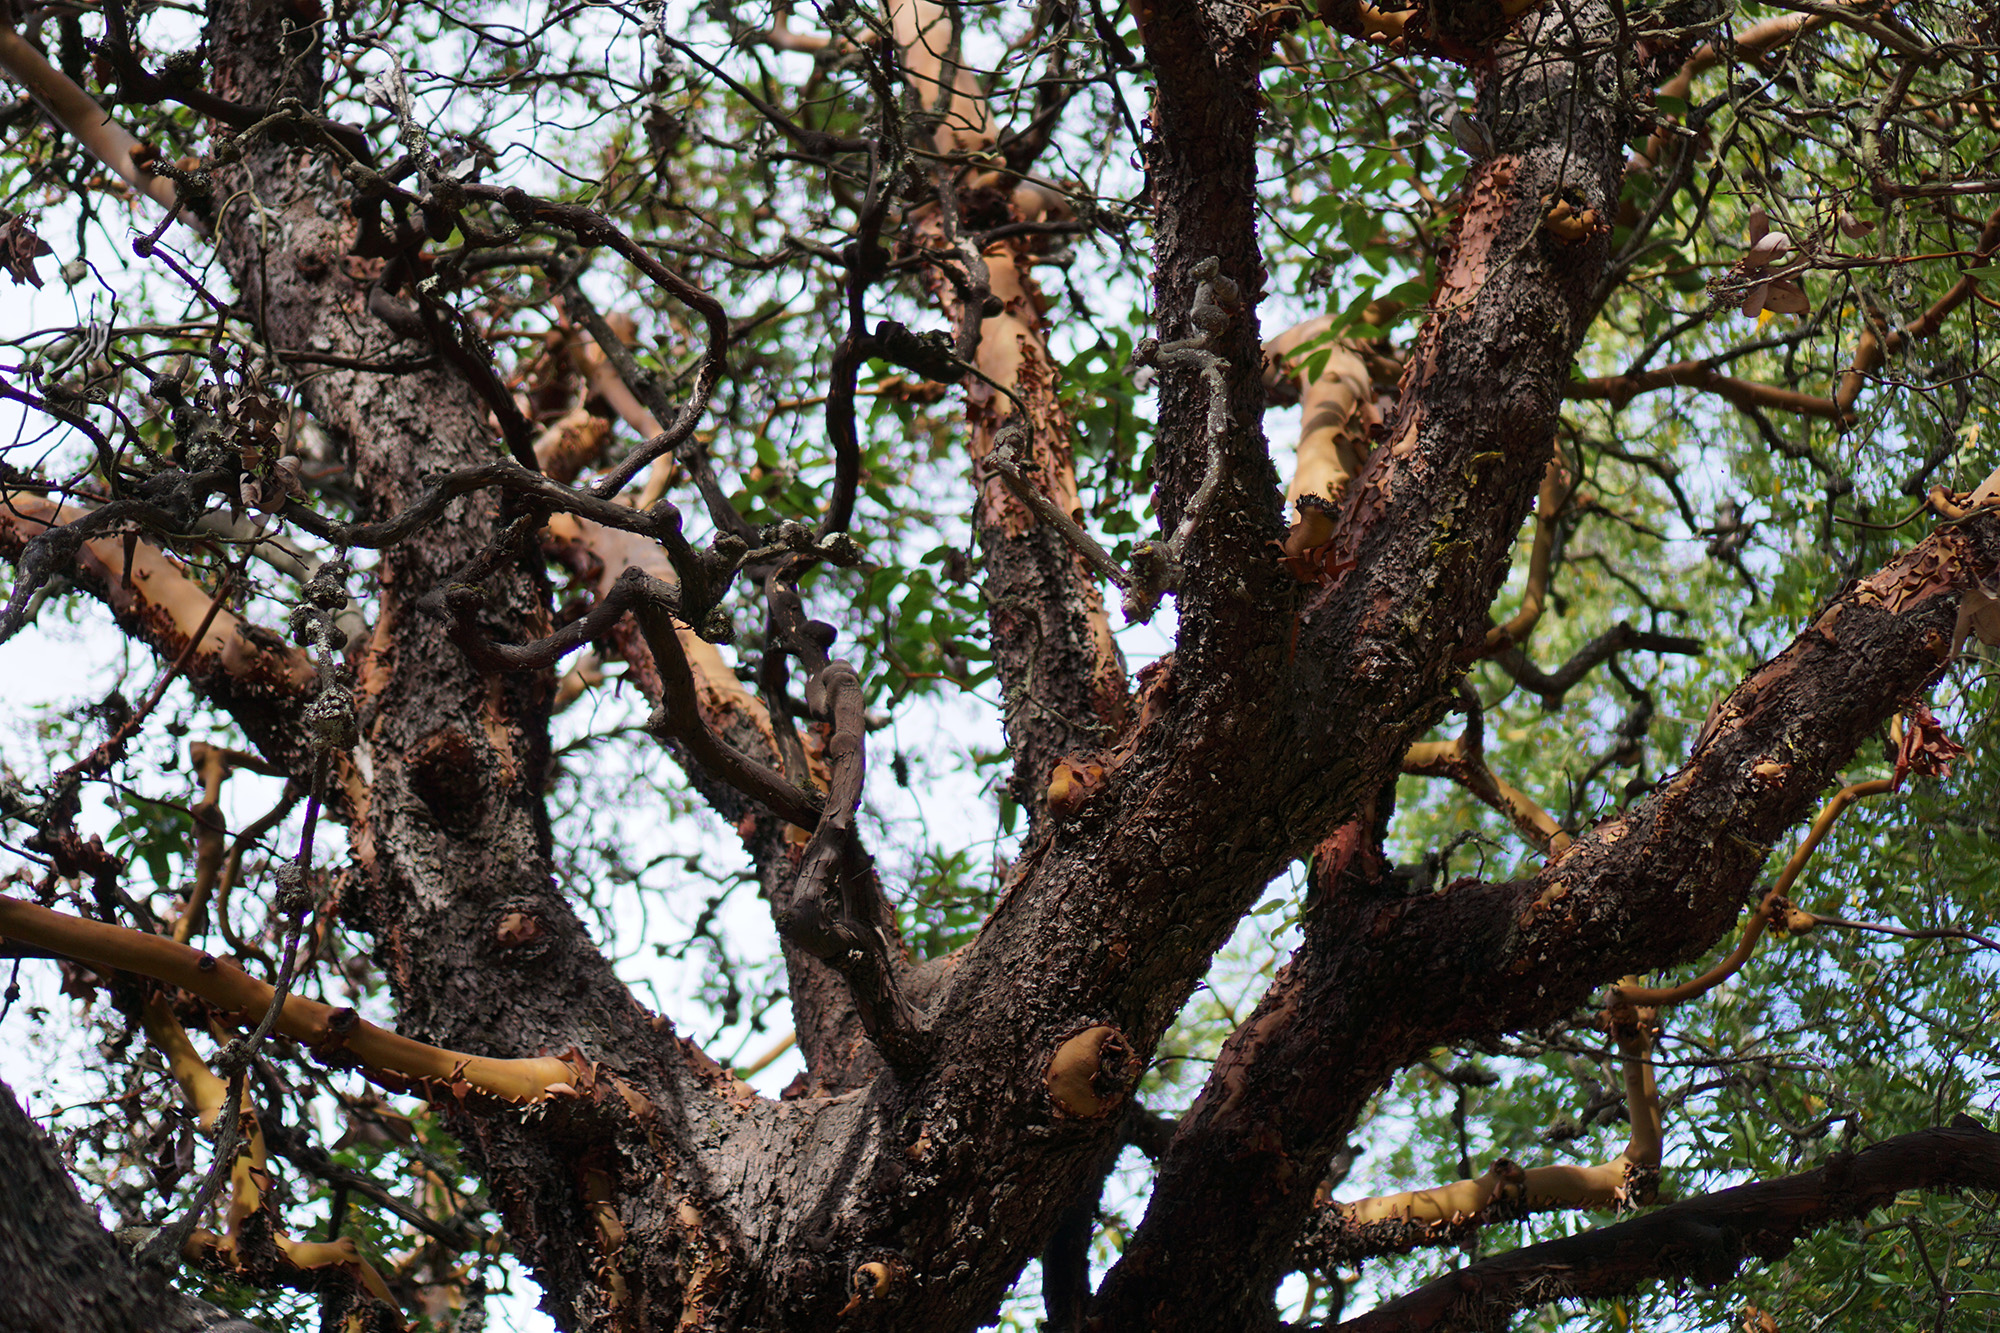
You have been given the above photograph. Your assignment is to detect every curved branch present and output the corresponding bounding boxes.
[631,585,826,831]
[465,186,731,503]
[140,997,399,1310]
[0,22,201,229]
[1836,203,2000,414]
[548,275,754,539]
[1329,1121,2000,1333]
[282,459,697,569]
[1566,359,1849,423]
[1497,621,1703,709]
[764,576,924,1063]
[1401,687,1571,854]
[1482,458,1575,654]
[1300,1000,1659,1270]
[0,492,319,773]
[0,897,580,1104]
[1615,778,1892,1007]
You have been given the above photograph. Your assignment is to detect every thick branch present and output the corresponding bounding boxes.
[0,492,319,774]
[0,896,580,1103]
[0,1077,269,1333]
[1330,1121,2000,1333]
[0,21,198,227]
[198,8,737,1319]
[1301,1001,1658,1270]
[1083,502,1997,1331]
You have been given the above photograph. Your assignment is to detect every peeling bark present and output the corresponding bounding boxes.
[0,493,318,772]
[5,0,1994,1328]
[1087,506,1997,1331]
[895,0,1130,820]
[197,5,742,1326]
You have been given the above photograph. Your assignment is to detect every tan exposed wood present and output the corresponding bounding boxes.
[0,23,194,224]
[1265,316,1377,558]
[1401,732,1572,855]
[1340,1001,1658,1226]
[893,0,1128,765]
[0,493,317,695]
[3,896,579,1104]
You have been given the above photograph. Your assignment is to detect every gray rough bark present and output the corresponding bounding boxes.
[0,1077,266,1333]
[3,0,1999,1328]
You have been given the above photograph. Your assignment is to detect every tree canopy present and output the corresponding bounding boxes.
[0,0,1998,1329]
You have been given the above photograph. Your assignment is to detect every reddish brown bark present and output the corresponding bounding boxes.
[7,0,2000,1329]
[197,7,739,1326]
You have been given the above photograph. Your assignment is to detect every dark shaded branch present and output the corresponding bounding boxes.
[1566,358,1851,423]
[262,1119,484,1251]
[1041,1140,1124,1333]
[442,558,682,675]
[282,459,699,574]
[1327,1121,2000,1333]
[421,299,541,474]
[95,0,372,163]
[0,1077,270,1333]
[1085,503,2000,1332]
[763,575,923,1064]
[466,186,731,503]
[1498,621,1704,708]
[547,269,758,542]
[631,582,826,831]
[755,567,813,787]
[1123,1102,1179,1160]
[988,428,1131,590]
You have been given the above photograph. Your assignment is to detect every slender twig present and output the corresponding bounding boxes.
[1616,779,1893,1008]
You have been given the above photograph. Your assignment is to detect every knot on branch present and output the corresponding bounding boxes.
[869,319,963,384]
[272,861,313,917]
[1044,1024,1137,1119]
[837,1257,904,1317]
[1128,255,1238,444]
[292,559,357,753]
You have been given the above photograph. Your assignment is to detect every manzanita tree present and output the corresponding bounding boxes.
[1,0,1998,1328]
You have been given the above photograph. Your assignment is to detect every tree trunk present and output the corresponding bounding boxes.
[0,1078,265,1333]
